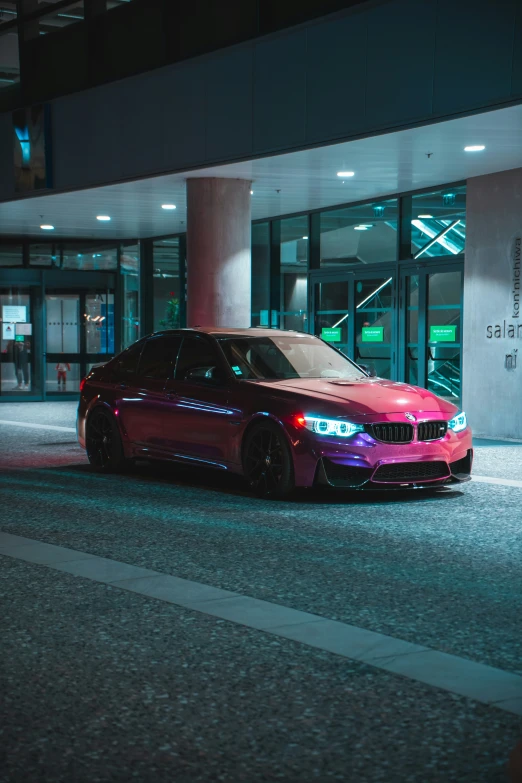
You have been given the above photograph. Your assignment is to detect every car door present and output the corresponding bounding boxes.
[163,334,238,465]
[117,333,182,454]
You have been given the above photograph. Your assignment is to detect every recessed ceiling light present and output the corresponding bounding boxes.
[418,214,433,219]
[354,224,373,231]
[337,171,355,177]
[464,145,485,152]
[302,236,308,240]
[96,215,111,221]
[40,224,54,230]
[161,204,176,210]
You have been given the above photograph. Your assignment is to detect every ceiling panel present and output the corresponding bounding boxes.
[1,103,522,239]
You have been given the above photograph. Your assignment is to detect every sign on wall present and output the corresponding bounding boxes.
[430,325,456,342]
[2,305,27,323]
[2,323,15,340]
[321,327,341,342]
[362,326,384,342]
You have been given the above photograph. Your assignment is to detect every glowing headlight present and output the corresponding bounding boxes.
[448,411,467,433]
[304,416,364,438]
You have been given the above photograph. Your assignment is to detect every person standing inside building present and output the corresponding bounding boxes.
[14,340,30,391]
[56,360,71,391]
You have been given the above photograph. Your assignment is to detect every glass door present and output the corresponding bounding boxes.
[45,292,81,395]
[311,271,396,379]
[354,275,394,378]
[399,264,463,403]
[45,288,115,397]
[0,287,40,398]
[312,277,350,357]
[426,269,462,403]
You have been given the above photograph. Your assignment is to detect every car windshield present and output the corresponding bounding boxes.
[217,335,366,381]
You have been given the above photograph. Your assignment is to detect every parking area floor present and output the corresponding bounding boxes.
[0,402,521,782]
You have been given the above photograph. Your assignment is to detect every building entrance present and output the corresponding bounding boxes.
[1,279,116,401]
[311,262,463,403]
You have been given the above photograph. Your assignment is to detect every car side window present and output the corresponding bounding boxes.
[137,335,182,381]
[175,336,225,383]
[111,341,144,376]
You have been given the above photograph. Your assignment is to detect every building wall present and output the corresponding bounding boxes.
[464,168,522,439]
[1,0,522,202]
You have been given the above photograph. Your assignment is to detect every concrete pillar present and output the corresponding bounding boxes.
[463,168,522,439]
[186,177,252,328]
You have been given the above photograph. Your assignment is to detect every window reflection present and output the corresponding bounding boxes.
[153,238,182,332]
[411,187,466,258]
[320,200,398,268]
[280,216,308,332]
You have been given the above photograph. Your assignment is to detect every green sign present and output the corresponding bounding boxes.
[362,327,384,342]
[430,325,456,342]
[15,335,25,342]
[321,327,341,342]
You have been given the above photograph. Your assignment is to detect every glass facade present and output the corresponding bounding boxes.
[120,242,140,349]
[251,222,270,327]
[411,186,466,259]
[0,181,465,402]
[153,238,182,332]
[320,199,398,267]
[251,183,465,402]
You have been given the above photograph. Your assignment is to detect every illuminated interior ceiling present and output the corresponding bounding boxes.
[2,102,522,239]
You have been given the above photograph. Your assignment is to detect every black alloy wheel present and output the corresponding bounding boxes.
[86,410,126,473]
[243,421,295,499]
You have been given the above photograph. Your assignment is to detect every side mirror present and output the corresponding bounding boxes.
[184,366,225,385]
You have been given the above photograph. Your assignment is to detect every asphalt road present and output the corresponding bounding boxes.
[0,402,521,782]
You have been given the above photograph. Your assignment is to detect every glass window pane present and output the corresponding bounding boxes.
[0,29,20,91]
[37,1,84,34]
[46,293,80,353]
[427,270,462,403]
[29,243,60,267]
[320,199,398,268]
[175,337,222,381]
[138,335,181,381]
[280,216,308,332]
[62,243,117,271]
[0,288,34,395]
[406,275,419,386]
[251,222,270,327]
[46,362,80,393]
[0,245,23,266]
[121,242,140,348]
[411,186,466,259]
[85,292,115,354]
[153,238,182,331]
[314,281,349,353]
[111,341,144,376]
[355,276,393,379]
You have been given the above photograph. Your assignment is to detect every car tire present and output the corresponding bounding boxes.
[86,409,127,473]
[242,420,295,499]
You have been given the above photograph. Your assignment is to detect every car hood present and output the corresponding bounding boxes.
[252,377,458,416]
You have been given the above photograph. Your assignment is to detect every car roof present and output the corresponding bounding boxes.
[150,327,317,339]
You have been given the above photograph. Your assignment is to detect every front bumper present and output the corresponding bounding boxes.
[316,448,473,489]
[291,420,473,489]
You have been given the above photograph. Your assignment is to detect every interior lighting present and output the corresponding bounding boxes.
[464,145,485,152]
[354,224,373,231]
[96,215,111,221]
[161,204,176,210]
[332,277,393,328]
[250,190,254,195]
[302,236,308,239]
[337,171,355,177]
[418,214,433,219]
[40,224,54,230]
